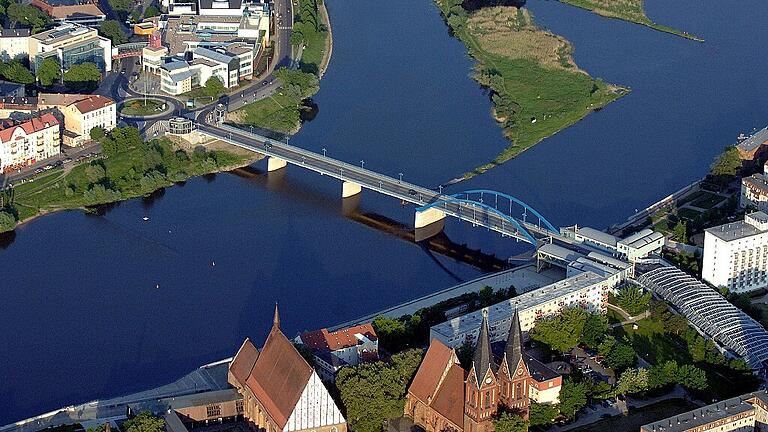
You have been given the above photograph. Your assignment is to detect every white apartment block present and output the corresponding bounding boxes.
[29,23,112,73]
[703,211,768,293]
[0,113,60,173]
[0,29,31,62]
[430,272,611,349]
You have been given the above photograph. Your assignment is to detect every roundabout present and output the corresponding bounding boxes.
[118,97,177,119]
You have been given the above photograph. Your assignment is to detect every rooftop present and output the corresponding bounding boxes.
[0,112,59,142]
[737,126,768,154]
[744,173,768,194]
[73,95,114,114]
[705,212,768,242]
[576,227,618,247]
[300,323,378,352]
[194,46,237,64]
[0,28,30,37]
[641,391,768,432]
[32,23,94,43]
[47,3,105,20]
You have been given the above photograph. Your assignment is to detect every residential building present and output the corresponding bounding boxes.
[295,323,379,381]
[741,164,768,211]
[405,310,561,432]
[736,126,768,166]
[430,272,611,349]
[227,306,347,432]
[0,80,26,97]
[29,23,112,73]
[0,113,60,173]
[703,211,768,293]
[31,0,106,27]
[58,95,116,145]
[640,390,768,432]
[0,29,31,61]
[638,265,768,371]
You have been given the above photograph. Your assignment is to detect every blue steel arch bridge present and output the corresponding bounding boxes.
[195,122,563,246]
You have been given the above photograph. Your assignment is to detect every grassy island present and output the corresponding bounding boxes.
[438,2,628,180]
[228,0,330,134]
[0,127,255,233]
[557,0,703,41]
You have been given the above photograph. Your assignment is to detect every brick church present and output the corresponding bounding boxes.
[405,310,561,432]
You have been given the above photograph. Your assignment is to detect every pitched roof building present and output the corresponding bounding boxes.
[296,324,379,381]
[228,306,347,432]
[0,112,60,173]
[405,310,561,432]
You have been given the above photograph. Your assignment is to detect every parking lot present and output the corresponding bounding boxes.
[1,143,102,189]
[570,346,616,385]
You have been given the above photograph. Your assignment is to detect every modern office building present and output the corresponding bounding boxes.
[0,113,60,173]
[639,265,768,371]
[640,390,768,432]
[295,323,379,381]
[430,272,611,349]
[159,44,254,94]
[703,211,768,293]
[29,23,112,72]
[0,29,31,62]
[161,13,269,56]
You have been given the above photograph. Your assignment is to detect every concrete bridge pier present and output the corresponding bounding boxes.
[267,157,287,172]
[342,193,361,216]
[342,181,362,198]
[414,207,446,242]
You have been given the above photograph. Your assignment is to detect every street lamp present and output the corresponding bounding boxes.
[360,160,365,169]
[438,185,443,194]
[398,172,403,183]
[322,148,327,157]
[339,167,344,178]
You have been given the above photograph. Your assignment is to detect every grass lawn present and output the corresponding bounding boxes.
[236,92,303,134]
[572,399,697,432]
[296,0,330,75]
[690,193,725,210]
[677,207,702,221]
[556,0,702,41]
[614,317,692,365]
[119,99,166,116]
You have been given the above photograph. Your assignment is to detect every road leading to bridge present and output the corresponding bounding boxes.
[197,122,560,244]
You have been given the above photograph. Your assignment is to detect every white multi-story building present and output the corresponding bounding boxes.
[159,44,254,95]
[0,113,60,173]
[29,23,112,73]
[703,211,768,293]
[0,29,30,62]
[430,272,611,349]
[742,173,768,212]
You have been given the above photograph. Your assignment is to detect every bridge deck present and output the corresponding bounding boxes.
[198,123,558,244]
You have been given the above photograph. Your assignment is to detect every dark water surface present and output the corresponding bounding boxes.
[2,0,768,423]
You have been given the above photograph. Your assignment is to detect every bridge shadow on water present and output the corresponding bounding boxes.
[230,165,509,273]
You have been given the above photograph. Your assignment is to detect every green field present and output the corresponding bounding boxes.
[237,92,304,134]
[614,317,691,365]
[293,0,330,75]
[436,2,627,179]
[677,207,702,221]
[119,99,166,116]
[557,0,702,41]
[690,193,725,210]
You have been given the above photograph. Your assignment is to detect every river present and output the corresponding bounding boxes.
[2,0,768,424]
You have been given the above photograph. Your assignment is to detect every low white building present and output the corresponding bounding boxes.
[0,28,30,62]
[616,229,665,262]
[430,271,612,349]
[703,211,768,293]
[0,113,60,173]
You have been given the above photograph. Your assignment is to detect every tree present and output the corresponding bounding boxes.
[372,315,408,351]
[7,3,51,33]
[203,76,226,98]
[530,307,587,353]
[528,402,559,427]
[123,411,165,432]
[0,210,16,233]
[615,368,649,396]
[615,285,651,316]
[63,62,101,91]
[648,360,678,390]
[143,5,160,17]
[710,146,741,177]
[99,20,128,45]
[605,342,636,371]
[673,220,688,244]
[36,57,60,86]
[677,364,707,391]
[493,412,528,432]
[336,349,423,432]
[558,378,587,420]
[580,313,608,348]
[0,60,34,84]
[90,127,106,141]
[598,335,616,357]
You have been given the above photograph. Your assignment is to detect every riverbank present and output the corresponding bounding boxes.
[437,3,628,181]
[228,0,331,135]
[0,129,259,233]
[557,0,703,42]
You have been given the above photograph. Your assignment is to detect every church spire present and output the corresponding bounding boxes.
[504,307,523,372]
[273,303,280,329]
[471,309,496,385]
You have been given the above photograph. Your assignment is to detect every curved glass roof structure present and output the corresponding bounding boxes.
[638,266,768,370]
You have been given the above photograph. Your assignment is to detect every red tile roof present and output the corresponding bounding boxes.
[73,95,113,114]
[244,326,313,429]
[300,324,378,352]
[0,113,58,142]
[429,363,466,428]
[229,338,259,385]
[408,339,456,405]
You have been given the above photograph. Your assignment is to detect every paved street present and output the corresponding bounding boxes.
[0,143,102,189]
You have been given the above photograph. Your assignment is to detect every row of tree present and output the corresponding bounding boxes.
[0,58,101,90]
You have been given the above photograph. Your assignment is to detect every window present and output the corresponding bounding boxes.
[484,391,490,408]
[236,400,244,413]
[206,404,221,417]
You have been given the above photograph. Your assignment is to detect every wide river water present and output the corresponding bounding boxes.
[2,0,768,423]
